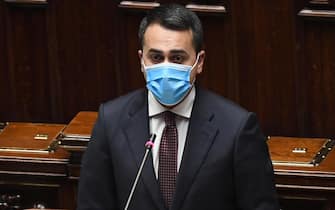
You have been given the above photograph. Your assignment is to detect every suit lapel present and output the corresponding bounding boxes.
[123,90,166,210]
[171,89,219,210]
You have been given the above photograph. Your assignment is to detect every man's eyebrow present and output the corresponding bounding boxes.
[146,48,189,56]
[147,49,163,54]
[170,49,189,55]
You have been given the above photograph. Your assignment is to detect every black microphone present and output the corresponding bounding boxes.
[124,134,156,210]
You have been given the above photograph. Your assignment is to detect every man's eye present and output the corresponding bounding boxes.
[150,54,163,63]
[171,55,184,64]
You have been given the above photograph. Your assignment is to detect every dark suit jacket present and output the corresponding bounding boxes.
[77,88,279,210]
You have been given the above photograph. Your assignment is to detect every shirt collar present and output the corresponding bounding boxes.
[148,86,195,119]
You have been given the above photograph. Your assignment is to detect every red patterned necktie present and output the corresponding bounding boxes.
[159,111,178,209]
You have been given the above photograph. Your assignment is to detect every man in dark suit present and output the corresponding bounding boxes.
[77,3,279,210]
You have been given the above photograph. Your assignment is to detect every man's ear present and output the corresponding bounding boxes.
[138,50,144,72]
[138,49,143,59]
[196,50,206,74]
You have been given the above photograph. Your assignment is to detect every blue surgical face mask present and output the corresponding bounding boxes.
[143,55,199,106]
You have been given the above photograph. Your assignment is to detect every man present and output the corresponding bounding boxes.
[77,3,279,210]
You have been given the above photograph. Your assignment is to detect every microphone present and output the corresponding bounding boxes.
[124,134,156,210]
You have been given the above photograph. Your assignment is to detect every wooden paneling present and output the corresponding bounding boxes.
[0,1,10,121]
[1,1,50,122]
[0,0,335,137]
[301,21,335,137]
[45,0,122,122]
[232,0,305,136]
[117,8,145,93]
[197,11,235,99]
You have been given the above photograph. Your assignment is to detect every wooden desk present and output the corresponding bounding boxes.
[268,136,335,210]
[0,123,75,210]
[0,149,76,210]
[0,113,98,209]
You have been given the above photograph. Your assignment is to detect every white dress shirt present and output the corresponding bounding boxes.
[148,87,196,179]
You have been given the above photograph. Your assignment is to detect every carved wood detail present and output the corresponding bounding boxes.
[298,0,335,19]
[118,1,226,14]
[3,0,47,5]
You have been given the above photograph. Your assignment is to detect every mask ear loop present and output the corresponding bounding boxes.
[141,51,147,65]
[190,53,200,85]
[139,49,148,72]
[141,52,148,73]
[191,53,200,70]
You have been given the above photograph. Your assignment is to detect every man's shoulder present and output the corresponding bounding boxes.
[197,88,248,116]
[196,88,256,131]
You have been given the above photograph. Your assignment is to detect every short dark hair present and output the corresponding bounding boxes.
[138,3,203,53]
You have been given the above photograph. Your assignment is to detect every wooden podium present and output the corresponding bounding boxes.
[0,113,98,210]
[268,136,335,210]
[58,111,98,152]
[0,122,73,210]
[58,111,98,180]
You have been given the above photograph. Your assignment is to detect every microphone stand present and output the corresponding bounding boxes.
[124,134,156,210]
